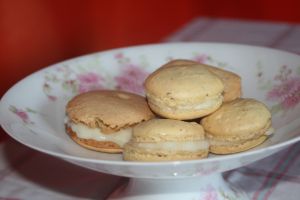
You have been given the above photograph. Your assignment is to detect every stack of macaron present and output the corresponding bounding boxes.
[65,90,155,153]
[65,59,274,162]
[123,59,273,161]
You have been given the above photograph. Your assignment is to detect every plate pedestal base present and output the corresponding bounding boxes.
[108,173,249,200]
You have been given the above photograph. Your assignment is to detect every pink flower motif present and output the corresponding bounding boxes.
[9,106,32,124]
[274,65,292,82]
[267,76,300,109]
[77,72,104,93]
[114,52,124,59]
[193,54,209,64]
[47,95,57,101]
[115,64,148,94]
[203,186,218,200]
[16,111,30,123]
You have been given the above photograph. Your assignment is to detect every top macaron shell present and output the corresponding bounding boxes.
[161,59,241,102]
[144,63,224,119]
[145,64,224,101]
[201,98,272,140]
[132,118,206,142]
[204,65,241,102]
[66,90,155,133]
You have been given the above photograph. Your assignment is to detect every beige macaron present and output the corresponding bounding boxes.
[144,61,224,120]
[205,65,241,102]
[162,59,241,102]
[123,118,209,161]
[201,98,274,154]
[66,90,155,153]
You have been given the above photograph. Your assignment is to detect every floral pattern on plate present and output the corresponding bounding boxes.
[113,53,149,95]
[43,64,106,101]
[77,72,105,93]
[192,53,228,67]
[42,52,151,100]
[8,105,36,125]
[257,63,300,114]
[202,186,219,200]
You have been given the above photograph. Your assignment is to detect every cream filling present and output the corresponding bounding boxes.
[209,127,274,146]
[265,127,274,136]
[69,122,132,147]
[128,141,209,151]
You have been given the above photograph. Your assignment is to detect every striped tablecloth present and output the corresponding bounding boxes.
[166,17,300,54]
[0,18,299,200]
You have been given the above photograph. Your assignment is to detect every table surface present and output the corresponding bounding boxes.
[0,17,299,200]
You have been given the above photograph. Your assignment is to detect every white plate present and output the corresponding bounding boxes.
[1,42,300,179]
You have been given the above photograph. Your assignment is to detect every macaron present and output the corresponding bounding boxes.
[205,65,241,102]
[123,119,209,161]
[144,61,224,120]
[65,90,155,153]
[201,98,274,154]
[162,59,241,102]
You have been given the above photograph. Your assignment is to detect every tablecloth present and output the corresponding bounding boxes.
[0,17,299,200]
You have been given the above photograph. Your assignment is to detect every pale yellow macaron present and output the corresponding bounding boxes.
[201,98,274,154]
[66,90,155,153]
[162,59,241,102]
[144,61,224,120]
[123,118,209,161]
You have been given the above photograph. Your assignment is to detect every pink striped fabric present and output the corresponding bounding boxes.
[166,17,300,54]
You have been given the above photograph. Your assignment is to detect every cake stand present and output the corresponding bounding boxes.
[1,43,300,199]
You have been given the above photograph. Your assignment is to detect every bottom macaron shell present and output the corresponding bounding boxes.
[209,135,268,154]
[66,126,123,153]
[123,144,208,161]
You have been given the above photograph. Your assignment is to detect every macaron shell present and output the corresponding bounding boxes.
[160,59,241,102]
[123,143,208,161]
[145,63,224,119]
[132,119,205,142]
[145,64,224,102]
[66,90,154,132]
[201,98,272,137]
[209,135,268,154]
[205,65,241,102]
[66,126,122,153]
